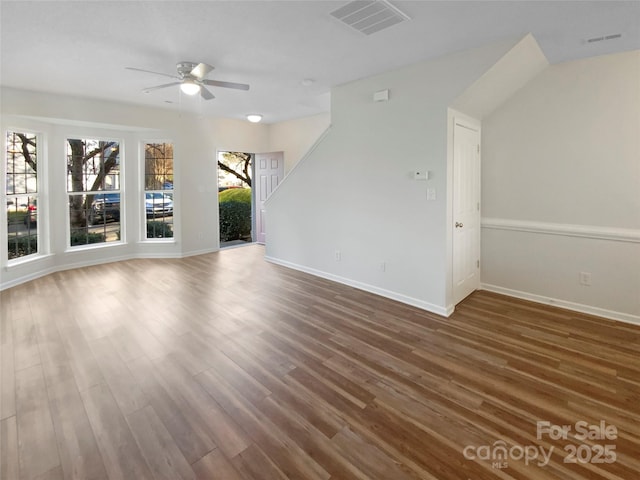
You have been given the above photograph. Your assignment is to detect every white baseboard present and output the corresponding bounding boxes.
[480,283,640,326]
[0,248,219,291]
[134,253,184,259]
[178,247,219,258]
[1,266,57,291]
[265,256,450,317]
[1,253,134,291]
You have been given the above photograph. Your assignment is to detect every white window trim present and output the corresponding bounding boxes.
[3,128,48,265]
[65,135,125,250]
[140,140,175,243]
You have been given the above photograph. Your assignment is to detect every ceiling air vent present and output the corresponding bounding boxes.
[330,0,410,35]
[586,33,622,43]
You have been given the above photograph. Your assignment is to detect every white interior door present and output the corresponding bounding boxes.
[453,118,481,304]
[254,152,284,244]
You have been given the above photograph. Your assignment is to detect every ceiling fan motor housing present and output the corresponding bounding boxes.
[177,61,200,78]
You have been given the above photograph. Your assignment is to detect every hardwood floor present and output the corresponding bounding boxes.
[1,245,638,480]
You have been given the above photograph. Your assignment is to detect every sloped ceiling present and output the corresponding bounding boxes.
[1,1,638,123]
[452,34,550,119]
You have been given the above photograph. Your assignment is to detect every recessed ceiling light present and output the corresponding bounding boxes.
[246,114,262,123]
[301,78,315,87]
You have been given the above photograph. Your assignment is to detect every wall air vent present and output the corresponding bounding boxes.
[330,0,410,35]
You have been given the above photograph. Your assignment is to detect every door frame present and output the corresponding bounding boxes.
[446,109,481,313]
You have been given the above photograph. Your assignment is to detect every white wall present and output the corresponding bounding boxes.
[265,39,519,315]
[9,46,634,325]
[0,88,270,289]
[268,113,331,173]
[481,50,640,323]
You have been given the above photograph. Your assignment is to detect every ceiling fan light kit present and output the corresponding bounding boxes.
[126,61,250,101]
[180,79,200,96]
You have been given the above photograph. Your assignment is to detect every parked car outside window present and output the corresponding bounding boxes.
[89,193,120,225]
[145,192,173,217]
[24,199,37,227]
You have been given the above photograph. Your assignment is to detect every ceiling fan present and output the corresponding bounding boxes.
[126,61,249,100]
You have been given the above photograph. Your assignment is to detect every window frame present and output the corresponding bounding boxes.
[4,129,46,264]
[65,136,124,250]
[141,140,175,242]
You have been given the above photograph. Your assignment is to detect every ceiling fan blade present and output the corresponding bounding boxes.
[126,67,179,80]
[142,82,181,93]
[202,79,250,91]
[200,86,215,100]
[190,62,214,80]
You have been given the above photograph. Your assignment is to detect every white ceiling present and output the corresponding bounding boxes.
[1,1,638,124]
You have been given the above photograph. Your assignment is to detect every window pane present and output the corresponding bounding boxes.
[144,143,173,190]
[7,194,38,260]
[6,131,38,260]
[67,139,120,192]
[144,143,173,239]
[68,193,121,246]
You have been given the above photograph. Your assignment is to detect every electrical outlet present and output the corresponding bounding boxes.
[335,250,341,262]
[426,188,436,201]
[579,272,592,286]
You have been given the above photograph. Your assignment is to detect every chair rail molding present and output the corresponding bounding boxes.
[481,217,640,243]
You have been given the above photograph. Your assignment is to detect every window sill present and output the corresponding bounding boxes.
[138,239,176,244]
[65,240,125,253]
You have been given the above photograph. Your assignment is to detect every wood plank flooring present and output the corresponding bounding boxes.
[1,245,638,479]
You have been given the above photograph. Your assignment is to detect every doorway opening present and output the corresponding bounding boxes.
[217,150,284,249]
[217,151,254,249]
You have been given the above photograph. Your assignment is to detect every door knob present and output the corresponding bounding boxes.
[455,222,464,228]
